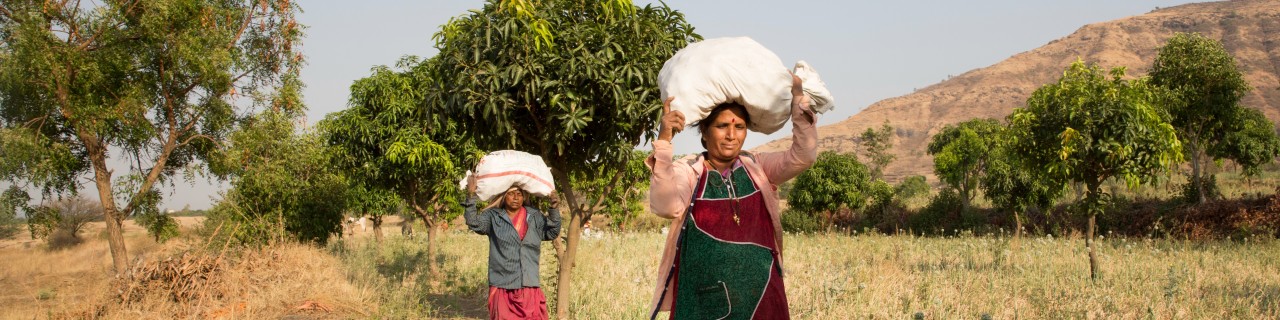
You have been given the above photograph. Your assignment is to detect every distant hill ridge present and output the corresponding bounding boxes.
[753,0,1280,182]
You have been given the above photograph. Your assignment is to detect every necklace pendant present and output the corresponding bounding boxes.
[733,214,740,225]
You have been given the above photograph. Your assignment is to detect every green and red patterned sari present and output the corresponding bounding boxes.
[669,159,789,320]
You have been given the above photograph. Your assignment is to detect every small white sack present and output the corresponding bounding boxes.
[658,37,834,134]
[460,150,556,200]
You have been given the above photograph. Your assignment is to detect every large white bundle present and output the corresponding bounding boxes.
[658,37,834,134]
[459,150,556,200]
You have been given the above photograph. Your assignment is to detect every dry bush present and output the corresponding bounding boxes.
[1171,188,1280,240]
[28,239,375,319]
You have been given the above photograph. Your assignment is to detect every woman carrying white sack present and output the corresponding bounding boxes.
[462,151,561,320]
[647,37,831,320]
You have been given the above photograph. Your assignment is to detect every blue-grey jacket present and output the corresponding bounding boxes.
[463,197,562,289]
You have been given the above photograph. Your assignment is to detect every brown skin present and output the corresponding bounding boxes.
[657,74,806,167]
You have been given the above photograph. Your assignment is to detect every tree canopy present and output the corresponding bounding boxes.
[1008,60,1182,280]
[1148,32,1253,203]
[0,0,302,274]
[927,118,1002,212]
[429,1,698,316]
[789,151,871,227]
[319,56,478,276]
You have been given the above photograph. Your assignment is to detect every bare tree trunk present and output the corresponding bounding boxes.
[1012,211,1022,266]
[426,218,440,280]
[1086,213,1098,281]
[1085,180,1101,282]
[1190,143,1207,204]
[88,147,127,276]
[555,211,583,320]
[371,215,384,242]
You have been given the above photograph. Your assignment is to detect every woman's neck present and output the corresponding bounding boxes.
[705,155,735,173]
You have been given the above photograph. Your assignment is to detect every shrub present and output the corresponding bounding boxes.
[781,209,823,234]
[27,198,101,249]
[911,188,966,234]
[0,186,30,239]
[1181,175,1222,204]
[136,211,181,243]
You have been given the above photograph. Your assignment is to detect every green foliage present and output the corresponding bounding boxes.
[894,175,931,201]
[572,150,650,230]
[208,111,347,245]
[26,206,60,240]
[319,58,476,225]
[135,211,181,243]
[927,118,1003,210]
[0,186,30,239]
[1180,175,1222,204]
[789,151,871,225]
[0,0,303,268]
[780,209,823,234]
[431,0,699,179]
[980,131,1063,217]
[1009,60,1182,206]
[859,121,896,179]
[864,179,897,230]
[1216,108,1280,178]
[1149,32,1253,203]
[912,188,966,234]
[1009,60,1182,279]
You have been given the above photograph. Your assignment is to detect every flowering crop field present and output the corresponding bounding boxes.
[335,230,1280,319]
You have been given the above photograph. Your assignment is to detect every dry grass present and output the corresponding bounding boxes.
[336,229,1280,319]
[0,217,375,320]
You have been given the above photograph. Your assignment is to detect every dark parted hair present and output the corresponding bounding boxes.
[693,102,752,148]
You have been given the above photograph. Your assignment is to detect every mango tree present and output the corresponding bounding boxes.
[319,57,477,278]
[789,151,872,229]
[430,1,698,317]
[0,0,302,274]
[1008,61,1182,280]
[927,118,1002,213]
[1148,32,1254,203]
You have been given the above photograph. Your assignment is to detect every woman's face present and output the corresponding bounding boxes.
[504,189,524,210]
[702,107,749,162]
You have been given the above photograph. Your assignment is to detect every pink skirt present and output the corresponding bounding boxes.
[488,286,549,320]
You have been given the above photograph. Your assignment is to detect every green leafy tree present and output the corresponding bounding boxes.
[0,186,30,239]
[789,151,872,229]
[572,150,650,231]
[345,184,405,243]
[859,121,896,179]
[980,132,1063,240]
[319,57,477,277]
[0,0,302,274]
[113,174,178,243]
[1217,108,1280,179]
[927,118,1002,213]
[1148,32,1253,204]
[430,1,698,316]
[893,175,930,201]
[208,111,347,245]
[1008,60,1182,280]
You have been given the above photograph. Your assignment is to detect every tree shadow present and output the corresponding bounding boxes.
[426,290,489,319]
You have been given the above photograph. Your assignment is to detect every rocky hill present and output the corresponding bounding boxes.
[753,0,1280,182]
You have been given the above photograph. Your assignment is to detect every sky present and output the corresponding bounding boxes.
[5,0,1206,211]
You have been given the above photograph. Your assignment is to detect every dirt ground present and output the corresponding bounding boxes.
[0,215,389,319]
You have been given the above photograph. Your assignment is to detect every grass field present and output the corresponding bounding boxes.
[332,229,1280,319]
[1,199,1278,319]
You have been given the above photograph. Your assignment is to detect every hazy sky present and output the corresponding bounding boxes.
[5,0,1205,210]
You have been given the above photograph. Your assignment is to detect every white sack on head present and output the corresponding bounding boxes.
[658,37,834,135]
[793,60,835,114]
[459,150,556,200]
